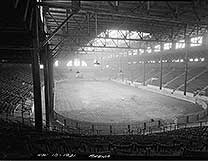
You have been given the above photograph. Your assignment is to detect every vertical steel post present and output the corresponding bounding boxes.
[186,115,189,123]
[95,13,98,36]
[128,125,130,135]
[143,61,146,86]
[48,58,54,120]
[44,45,51,129]
[21,98,24,124]
[66,9,69,33]
[184,24,189,96]
[110,125,112,135]
[87,13,90,36]
[92,124,95,135]
[159,57,163,90]
[202,32,208,47]
[32,6,43,131]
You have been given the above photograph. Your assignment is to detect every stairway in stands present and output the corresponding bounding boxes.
[167,67,205,91]
[148,66,208,94]
[177,68,208,92]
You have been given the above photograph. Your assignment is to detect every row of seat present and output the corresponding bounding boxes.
[122,66,208,94]
[0,116,207,159]
[0,65,33,114]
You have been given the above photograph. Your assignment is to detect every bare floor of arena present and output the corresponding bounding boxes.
[55,79,203,124]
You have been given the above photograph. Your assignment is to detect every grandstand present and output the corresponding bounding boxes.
[1,0,208,159]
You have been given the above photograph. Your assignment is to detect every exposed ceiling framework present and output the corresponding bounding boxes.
[38,0,208,58]
[1,0,208,63]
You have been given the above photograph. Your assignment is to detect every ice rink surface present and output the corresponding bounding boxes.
[55,80,203,124]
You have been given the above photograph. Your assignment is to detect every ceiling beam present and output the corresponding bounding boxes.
[41,12,75,48]
[37,2,208,25]
[48,33,173,43]
[73,45,141,50]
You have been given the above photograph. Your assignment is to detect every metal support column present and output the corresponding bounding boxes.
[95,13,98,36]
[48,58,54,120]
[66,9,69,33]
[202,32,208,47]
[159,57,163,90]
[143,61,146,86]
[87,13,90,36]
[184,25,189,96]
[172,41,176,50]
[43,45,51,129]
[32,6,42,131]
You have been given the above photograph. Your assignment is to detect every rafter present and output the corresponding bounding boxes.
[37,1,208,25]
[41,12,75,48]
[39,1,208,58]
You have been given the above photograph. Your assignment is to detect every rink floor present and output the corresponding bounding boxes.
[55,80,203,124]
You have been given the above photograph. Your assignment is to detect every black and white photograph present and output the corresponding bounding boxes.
[0,0,208,160]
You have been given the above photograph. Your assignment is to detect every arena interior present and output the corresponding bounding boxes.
[1,0,208,159]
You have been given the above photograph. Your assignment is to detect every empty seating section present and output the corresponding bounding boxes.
[166,67,204,91]
[127,66,208,94]
[133,68,159,83]
[185,70,208,93]
[0,116,207,159]
[178,67,206,92]
[130,68,143,81]
[166,73,185,90]
[138,67,160,83]
[150,67,173,86]
[0,65,33,114]
[162,68,184,87]
[163,67,208,92]
[145,68,160,83]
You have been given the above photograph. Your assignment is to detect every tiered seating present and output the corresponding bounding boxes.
[184,70,208,93]
[0,116,207,159]
[165,73,185,90]
[0,117,71,159]
[0,65,33,114]
[133,68,158,83]
[128,68,143,81]
[166,67,205,91]
[177,67,206,92]
[150,67,173,86]
[163,68,184,88]
[144,68,160,83]
[120,65,208,95]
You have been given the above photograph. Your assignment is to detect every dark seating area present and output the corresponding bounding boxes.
[0,116,207,159]
[0,64,33,114]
